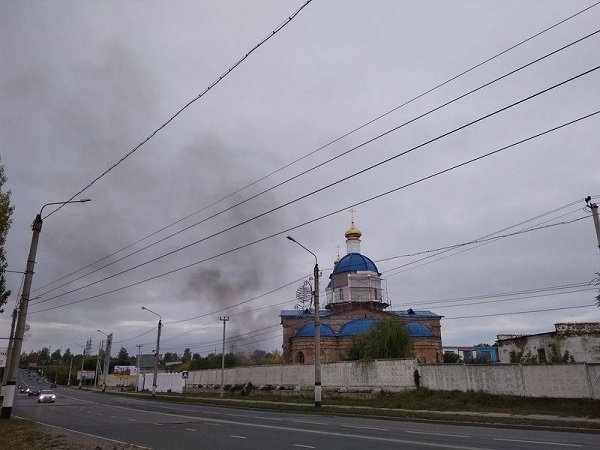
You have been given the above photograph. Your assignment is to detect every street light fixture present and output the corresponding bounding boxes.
[287,236,322,408]
[0,199,91,419]
[97,329,112,391]
[141,306,162,398]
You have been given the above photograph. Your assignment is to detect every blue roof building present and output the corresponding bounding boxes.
[282,215,444,365]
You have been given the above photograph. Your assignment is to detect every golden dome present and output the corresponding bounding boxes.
[345,222,362,240]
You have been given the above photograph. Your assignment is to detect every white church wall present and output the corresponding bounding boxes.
[132,361,599,399]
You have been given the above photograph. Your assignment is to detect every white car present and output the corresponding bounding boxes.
[37,390,56,403]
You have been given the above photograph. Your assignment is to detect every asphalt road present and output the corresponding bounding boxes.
[13,371,599,450]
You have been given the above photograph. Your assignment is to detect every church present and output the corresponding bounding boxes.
[281,216,444,364]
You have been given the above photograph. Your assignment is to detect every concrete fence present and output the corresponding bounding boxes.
[104,360,600,399]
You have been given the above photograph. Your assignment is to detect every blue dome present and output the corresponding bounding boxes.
[406,322,435,337]
[295,323,336,337]
[339,318,378,336]
[332,253,379,275]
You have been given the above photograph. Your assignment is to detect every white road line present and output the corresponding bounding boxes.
[494,438,582,447]
[406,431,471,439]
[292,420,326,426]
[128,418,137,422]
[230,435,247,439]
[341,424,389,431]
[63,401,492,449]
[110,415,119,419]
[293,445,316,449]
[253,416,284,421]
[185,428,197,432]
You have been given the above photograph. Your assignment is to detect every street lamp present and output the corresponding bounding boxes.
[287,236,322,408]
[97,329,112,392]
[0,198,91,419]
[141,306,162,398]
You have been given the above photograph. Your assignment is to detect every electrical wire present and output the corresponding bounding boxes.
[30,62,600,310]
[42,0,314,220]
[31,6,600,295]
[28,106,600,315]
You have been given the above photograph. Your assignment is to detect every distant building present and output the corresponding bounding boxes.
[281,217,443,364]
[443,345,499,363]
[496,323,600,363]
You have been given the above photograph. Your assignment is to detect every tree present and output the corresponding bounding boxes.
[50,348,62,361]
[0,159,14,313]
[348,317,413,361]
[182,348,192,362]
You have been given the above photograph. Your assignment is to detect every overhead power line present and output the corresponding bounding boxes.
[29,105,600,315]
[42,0,314,220]
[33,6,599,295]
[443,303,596,321]
[31,45,600,305]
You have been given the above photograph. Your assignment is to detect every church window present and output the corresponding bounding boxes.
[374,288,377,300]
[339,288,344,301]
[296,352,305,364]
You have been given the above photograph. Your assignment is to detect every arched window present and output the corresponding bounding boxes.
[296,352,305,364]
[339,288,344,301]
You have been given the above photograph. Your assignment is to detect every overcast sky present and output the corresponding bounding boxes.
[2,1,600,361]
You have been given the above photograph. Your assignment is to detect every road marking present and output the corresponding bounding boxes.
[293,445,316,449]
[67,401,493,449]
[406,431,471,439]
[110,415,119,419]
[253,416,284,421]
[494,438,582,447]
[185,428,197,432]
[230,435,247,439]
[292,420,326,426]
[341,424,389,431]
[96,412,103,416]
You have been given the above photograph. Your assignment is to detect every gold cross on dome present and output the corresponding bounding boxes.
[348,207,356,224]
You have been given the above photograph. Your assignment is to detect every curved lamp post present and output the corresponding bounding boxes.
[0,199,91,419]
[287,236,321,408]
[141,306,162,398]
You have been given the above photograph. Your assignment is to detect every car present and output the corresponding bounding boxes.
[28,388,41,396]
[37,390,56,403]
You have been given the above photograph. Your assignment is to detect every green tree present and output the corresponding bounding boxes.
[0,159,14,313]
[348,317,413,361]
[182,348,192,362]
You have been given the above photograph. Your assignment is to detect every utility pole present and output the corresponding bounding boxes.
[95,340,103,389]
[219,316,229,398]
[136,344,143,392]
[141,306,162,398]
[68,356,73,386]
[585,196,600,250]
[287,236,322,408]
[0,198,90,419]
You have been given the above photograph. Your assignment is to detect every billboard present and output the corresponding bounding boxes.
[114,365,138,376]
[77,370,96,380]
